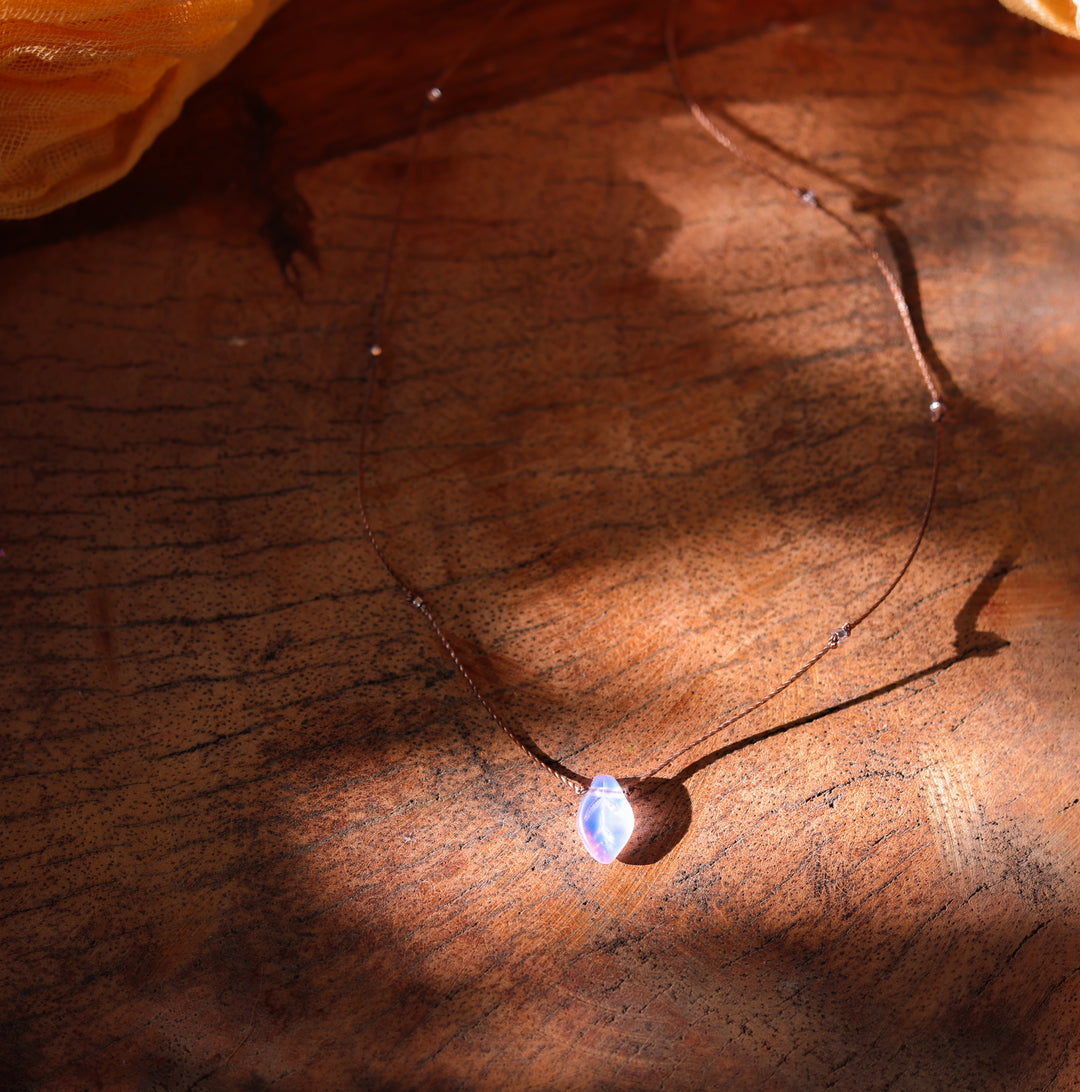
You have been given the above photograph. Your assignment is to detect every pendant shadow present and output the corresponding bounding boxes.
[619,777,693,865]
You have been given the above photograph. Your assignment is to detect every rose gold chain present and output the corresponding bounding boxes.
[358,0,945,795]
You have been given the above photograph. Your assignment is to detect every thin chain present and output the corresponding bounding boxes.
[359,0,586,793]
[663,8,942,406]
[358,1,945,796]
[635,423,942,782]
[358,350,585,794]
[369,0,525,358]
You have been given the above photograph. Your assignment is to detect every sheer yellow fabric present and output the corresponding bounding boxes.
[0,0,286,219]
[999,0,1080,36]
[0,0,1075,221]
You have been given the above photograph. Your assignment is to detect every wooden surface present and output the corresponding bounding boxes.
[3,0,1080,1088]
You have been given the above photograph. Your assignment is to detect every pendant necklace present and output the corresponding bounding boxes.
[357,4,946,864]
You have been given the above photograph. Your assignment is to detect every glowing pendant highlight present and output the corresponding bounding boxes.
[576,775,635,864]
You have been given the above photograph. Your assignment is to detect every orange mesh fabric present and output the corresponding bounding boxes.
[999,0,1080,35]
[1,1,1075,222]
[0,0,287,219]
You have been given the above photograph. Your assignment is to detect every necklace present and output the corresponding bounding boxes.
[357,3,945,865]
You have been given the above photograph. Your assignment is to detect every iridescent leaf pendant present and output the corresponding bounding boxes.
[576,775,635,864]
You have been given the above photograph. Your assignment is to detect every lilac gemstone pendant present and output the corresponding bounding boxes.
[576,775,635,864]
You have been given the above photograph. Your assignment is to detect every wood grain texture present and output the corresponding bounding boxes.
[3,0,1080,1089]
